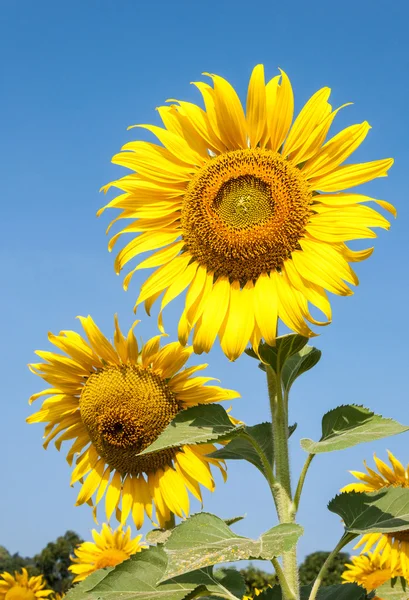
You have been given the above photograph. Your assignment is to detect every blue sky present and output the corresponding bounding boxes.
[1,0,408,568]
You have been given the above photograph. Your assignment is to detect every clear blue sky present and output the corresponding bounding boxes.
[1,0,408,567]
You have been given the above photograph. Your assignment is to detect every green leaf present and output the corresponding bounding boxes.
[281,345,321,392]
[300,405,409,454]
[162,512,303,580]
[209,423,274,476]
[329,488,409,534]
[64,568,115,599]
[375,577,409,599]
[86,545,243,600]
[146,528,173,545]
[258,583,368,599]
[246,334,309,373]
[138,404,243,456]
[224,515,246,527]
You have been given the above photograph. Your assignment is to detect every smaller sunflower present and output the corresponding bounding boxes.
[69,523,145,582]
[342,451,409,578]
[341,451,409,493]
[0,568,53,600]
[342,552,401,594]
[28,315,239,528]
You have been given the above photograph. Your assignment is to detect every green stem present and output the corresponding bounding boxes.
[292,454,315,516]
[272,558,297,600]
[266,365,299,599]
[308,532,357,600]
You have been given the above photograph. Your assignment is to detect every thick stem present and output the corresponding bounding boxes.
[308,532,357,600]
[266,366,299,599]
[292,454,315,516]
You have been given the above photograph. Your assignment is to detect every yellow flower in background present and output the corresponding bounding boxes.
[341,451,409,493]
[342,452,409,579]
[69,523,145,582]
[342,552,400,593]
[100,65,395,361]
[28,315,239,528]
[53,595,64,600]
[243,587,269,599]
[0,568,53,600]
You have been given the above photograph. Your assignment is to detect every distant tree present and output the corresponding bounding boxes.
[0,545,32,574]
[33,530,83,593]
[299,551,350,586]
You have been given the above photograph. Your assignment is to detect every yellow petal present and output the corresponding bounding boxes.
[268,69,294,152]
[283,87,331,156]
[193,276,230,354]
[254,273,278,346]
[220,281,255,361]
[309,158,394,192]
[246,64,266,148]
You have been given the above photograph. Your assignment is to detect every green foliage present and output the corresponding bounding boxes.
[299,551,350,586]
[258,583,371,599]
[237,564,278,595]
[161,512,303,580]
[0,545,33,575]
[33,530,84,594]
[210,422,274,477]
[375,577,408,599]
[301,405,409,454]
[138,404,242,456]
[65,545,246,600]
[329,488,409,535]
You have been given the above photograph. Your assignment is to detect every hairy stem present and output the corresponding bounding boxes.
[292,454,315,516]
[272,557,297,600]
[308,532,357,600]
[266,365,299,599]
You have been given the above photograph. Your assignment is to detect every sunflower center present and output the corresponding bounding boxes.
[94,548,130,570]
[5,588,36,600]
[79,365,182,475]
[363,568,392,591]
[181,148,312,283]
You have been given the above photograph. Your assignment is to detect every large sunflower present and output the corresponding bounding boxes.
[69,523,145,582]
[100,65,395,360]
[342,452,409,578]
[0,568,53,600]
[342,552,400,595]
[28,315,239,528]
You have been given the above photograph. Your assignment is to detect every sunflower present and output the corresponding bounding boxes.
[342,452,409,578]
[28,315,239,528]
[99,65,395,361]
[69,523,145,582]
[0,568,53,600]
[342,552,400,594]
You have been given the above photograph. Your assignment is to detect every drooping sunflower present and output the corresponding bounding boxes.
[100,65,395,360]
[28,315,239,528]
[342,552,400,594]
[0,568,53,600]
[342,452,409,578]
[69,523,145,582]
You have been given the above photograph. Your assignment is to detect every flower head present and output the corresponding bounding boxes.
[69,523,145,582]
[0,568,53,600]
[101,65,395,360]
[342,552,400,593]
[28,315,239,528]
[343,452,409,579]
